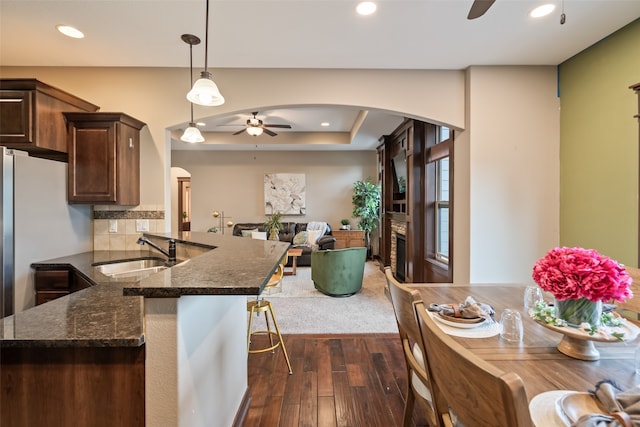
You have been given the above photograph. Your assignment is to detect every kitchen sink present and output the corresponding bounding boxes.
[93,258,183,279]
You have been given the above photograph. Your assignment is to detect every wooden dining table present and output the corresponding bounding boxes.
[413,284,640,399]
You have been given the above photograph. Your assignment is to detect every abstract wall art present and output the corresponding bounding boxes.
[264,173,306,215]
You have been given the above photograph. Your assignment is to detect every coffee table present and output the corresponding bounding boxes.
[284,248,303,276]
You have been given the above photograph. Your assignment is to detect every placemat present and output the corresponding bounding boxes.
[427,310,501,338]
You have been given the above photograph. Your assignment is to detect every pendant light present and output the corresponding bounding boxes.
[186,0,225,106]
[181,34,205,143]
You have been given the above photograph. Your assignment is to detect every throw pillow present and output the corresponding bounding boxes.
[306,229,322,244]
[241,228,259,238]
[293,231,308,245]
[251,231,267,240]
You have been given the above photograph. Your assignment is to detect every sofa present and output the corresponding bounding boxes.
[232,221,336,267]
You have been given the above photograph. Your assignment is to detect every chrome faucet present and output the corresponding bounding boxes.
[137,236,177,263]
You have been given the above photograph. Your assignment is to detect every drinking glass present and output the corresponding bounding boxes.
[500,309,523,343]
[524,286,544,314]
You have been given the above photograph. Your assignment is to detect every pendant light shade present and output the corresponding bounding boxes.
[180,33,205,144]
[187,71,225,106]
[187,0,224,107]
[181,124,205,143]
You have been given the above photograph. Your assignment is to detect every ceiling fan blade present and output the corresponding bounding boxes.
[263,124,292,129]
[232,129,246,135]
[467,0,495,19]
[263,128,278,137]
[217,124,244,127]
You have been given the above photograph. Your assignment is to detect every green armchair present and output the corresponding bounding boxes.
[311,247,367,297]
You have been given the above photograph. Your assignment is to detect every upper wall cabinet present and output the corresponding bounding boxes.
[64,112,146,206]
[0,79,99,161]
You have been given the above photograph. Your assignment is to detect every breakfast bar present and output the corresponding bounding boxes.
[1,232,290,427]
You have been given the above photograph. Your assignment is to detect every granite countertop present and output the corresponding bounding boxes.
[122,232,290,298]
[0,232,289,348]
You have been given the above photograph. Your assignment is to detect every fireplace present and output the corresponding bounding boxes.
[396,233,406,281]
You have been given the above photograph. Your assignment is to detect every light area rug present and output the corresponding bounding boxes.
[249,260,399,334]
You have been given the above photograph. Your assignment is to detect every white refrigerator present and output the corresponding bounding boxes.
[1,147,92,316]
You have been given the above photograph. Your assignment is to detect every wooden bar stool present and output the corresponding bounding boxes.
[246,264,292,374]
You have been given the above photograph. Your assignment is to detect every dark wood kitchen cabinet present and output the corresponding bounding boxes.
[64,112,145,205]
[34,269,70,305]
[1,346,145,427]
[34,268,93,306]
[0,79,99,161]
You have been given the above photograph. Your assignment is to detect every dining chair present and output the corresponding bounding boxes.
[384,267,449,427]
[414,300,534,427]
[616,266,640,324]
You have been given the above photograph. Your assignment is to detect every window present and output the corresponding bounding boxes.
[435,157,449,263]
[424,125,453,281]
[439,126,450,142]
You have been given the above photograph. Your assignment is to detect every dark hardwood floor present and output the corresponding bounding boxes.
[244,333,429,427]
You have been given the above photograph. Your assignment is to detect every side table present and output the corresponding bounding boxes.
[284,248,303,276]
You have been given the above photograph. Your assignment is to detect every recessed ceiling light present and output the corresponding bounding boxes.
[529,4,555,18]
[56,25,84,39]
[356,2,377,16]
[321,122,330,127]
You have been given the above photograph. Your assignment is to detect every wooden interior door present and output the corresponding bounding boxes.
[178,177,191,232]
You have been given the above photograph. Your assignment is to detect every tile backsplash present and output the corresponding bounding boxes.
[93,205,166,251]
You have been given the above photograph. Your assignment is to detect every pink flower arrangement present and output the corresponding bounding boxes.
[532,246,633,302]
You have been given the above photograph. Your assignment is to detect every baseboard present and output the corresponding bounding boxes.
[232,388,251,427]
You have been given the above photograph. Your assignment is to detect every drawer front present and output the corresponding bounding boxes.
[36,290,70,305]
[35,270,70,290]
[333,230,365,248]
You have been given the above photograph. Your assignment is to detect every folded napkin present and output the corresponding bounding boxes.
[572,381,640,427]
[428,296,495,321]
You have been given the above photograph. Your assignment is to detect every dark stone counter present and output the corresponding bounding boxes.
[122,231,290,297]
[0,232,289,348]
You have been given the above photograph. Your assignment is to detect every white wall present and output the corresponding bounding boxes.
[144,295,247,427]
[452,70,472,284]
[172,150,377,232]
[177,296,246,427]
[466,66,560,283]
[0,67,466,210]
[1,65,562,284]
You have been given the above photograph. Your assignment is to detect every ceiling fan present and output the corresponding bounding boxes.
[467,0,496,19]
[221,111,292,137]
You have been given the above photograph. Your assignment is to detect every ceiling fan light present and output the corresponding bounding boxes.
[181,124,205,143]
[246,126,264,136]
[187,71,225,106]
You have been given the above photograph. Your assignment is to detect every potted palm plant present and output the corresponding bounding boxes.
[352,178,381,257]
[265,211,283,240]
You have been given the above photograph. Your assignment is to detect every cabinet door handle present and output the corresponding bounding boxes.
[128,137,134,148]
